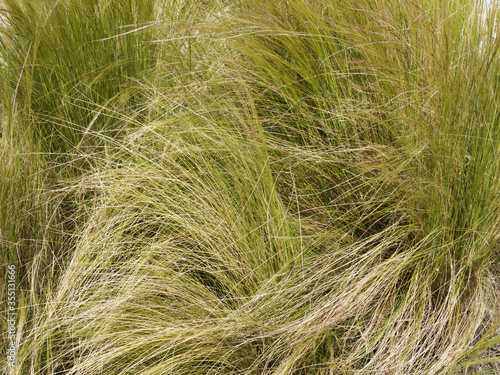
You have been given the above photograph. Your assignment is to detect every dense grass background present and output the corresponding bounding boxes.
[1,0,499,373]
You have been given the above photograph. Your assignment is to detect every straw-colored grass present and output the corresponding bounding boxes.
[1,0,499,374]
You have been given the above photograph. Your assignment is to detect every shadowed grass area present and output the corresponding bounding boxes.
[1,0,499,374]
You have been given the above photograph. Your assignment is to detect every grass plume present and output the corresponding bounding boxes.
[1,0,499,374]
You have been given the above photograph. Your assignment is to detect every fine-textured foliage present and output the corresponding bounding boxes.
[1,0,499,374]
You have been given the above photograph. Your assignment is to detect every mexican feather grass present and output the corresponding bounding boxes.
[1,0,499,374]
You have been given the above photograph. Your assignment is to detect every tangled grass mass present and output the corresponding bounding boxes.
[0,0,499,373]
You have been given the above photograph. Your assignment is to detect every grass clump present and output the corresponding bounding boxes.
[1,0,499,374]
